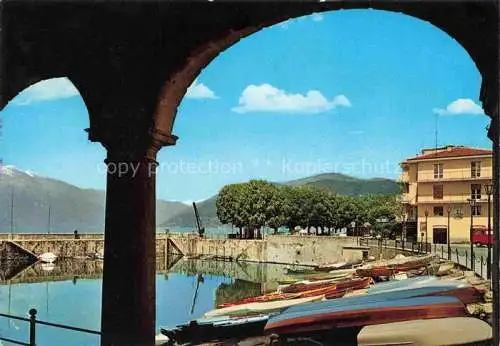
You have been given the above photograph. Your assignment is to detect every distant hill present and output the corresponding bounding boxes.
[285,173,400,196]
[161,173,400,228]
[0,166,188,233]
[160,196,219,230]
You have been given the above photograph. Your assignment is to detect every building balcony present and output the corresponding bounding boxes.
[417,169,492,182]
[401,194,416,204]
[399,171,410,183]
[417,195,491,204]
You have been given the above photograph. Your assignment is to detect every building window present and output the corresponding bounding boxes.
[453,207,464,218]
[471,161,481,178]
[433,184,443,200]
[434,163,443,179]
[433,206,444,216]
[472,205,482,216]
[471,184,482,200]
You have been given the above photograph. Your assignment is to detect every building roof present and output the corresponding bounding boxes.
[404,146,492,163]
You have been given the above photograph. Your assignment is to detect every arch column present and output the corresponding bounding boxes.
[98,130,176,346]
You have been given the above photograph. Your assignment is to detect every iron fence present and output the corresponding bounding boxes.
[0,309,100,346]
[359,238,489,279]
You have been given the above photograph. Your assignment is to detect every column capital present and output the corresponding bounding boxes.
[86,126,178,162]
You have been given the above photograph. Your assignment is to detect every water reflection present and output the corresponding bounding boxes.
[0,256,289,322]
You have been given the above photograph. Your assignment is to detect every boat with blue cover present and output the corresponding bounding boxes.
[276,280,482,317]
[264,296,466,335]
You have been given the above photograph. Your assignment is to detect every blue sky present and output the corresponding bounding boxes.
[0,9,491,202]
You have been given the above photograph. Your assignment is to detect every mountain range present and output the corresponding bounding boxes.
[0,166,399,232]
[161,173,400,228]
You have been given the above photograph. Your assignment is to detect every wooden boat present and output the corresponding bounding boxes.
[315,259,363,272]
[281,280,338,294]
[264,296,466,335]
[334,277,372,291]
[367,276,439,294]
[436,262,455,276]
[357,317,492,345]
[38,252,58,263]
[303,269,356,281]
[280,276,370,295]
[220,278,371,308]
[286,266,315,275]
[161,314,269,345]
[356,254,437,278]
[218,283,344,309]
[279,281,482,318]
[324,290,347,300]
[204,295,324,318]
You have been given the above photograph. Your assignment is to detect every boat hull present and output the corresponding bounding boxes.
[357,317,492,346]
[264,296,466,335]
[162,315,268,345]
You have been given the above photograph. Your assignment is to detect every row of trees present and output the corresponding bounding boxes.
[216,180,403,238]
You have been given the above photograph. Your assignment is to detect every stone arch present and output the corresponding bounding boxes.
[2,76,92,125]
[153,4,496,135]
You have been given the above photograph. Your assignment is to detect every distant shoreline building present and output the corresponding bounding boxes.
[400,145,492,243]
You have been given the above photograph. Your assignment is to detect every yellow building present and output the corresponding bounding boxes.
[400,145,492,243]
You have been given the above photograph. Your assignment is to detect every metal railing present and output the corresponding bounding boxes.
[417,169,492,182]
[359,238,489,279]
[0,309,100,346]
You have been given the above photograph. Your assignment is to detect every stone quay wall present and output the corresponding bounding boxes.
[167,233,364,266]
[0,233,365,266]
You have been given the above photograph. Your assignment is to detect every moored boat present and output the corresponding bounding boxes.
[38,252,58,263]
[161,314,269,345]
[367,275,439,294]
[357,317,492,346]
[204,295,324,318]
[277,280,483,318]
[264,296,467,335]
[356,254,437,278]
[303,269,356,281]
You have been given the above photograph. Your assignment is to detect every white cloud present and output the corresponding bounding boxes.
[12,78,80,106]
[433,98,484,116]
[185,79,217,99]
[312,13,324,22]
[232,84,351,114]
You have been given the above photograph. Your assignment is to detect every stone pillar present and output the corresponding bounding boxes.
[99,131,176,346]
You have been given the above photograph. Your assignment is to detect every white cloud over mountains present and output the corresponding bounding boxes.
[232,84,351,114]
[185,79,217,99]
[433,98,484,116]
[12,78,80,106]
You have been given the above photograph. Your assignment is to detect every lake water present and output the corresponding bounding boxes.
[0,258,287,345]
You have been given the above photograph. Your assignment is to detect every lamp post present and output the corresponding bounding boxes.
[402,213,407,250]
[467,198,477,271]
[485,184,493,279]
[424,209,429,253]
[447,205,452,260]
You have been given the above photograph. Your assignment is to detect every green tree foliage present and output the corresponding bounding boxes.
[216,180,403,236]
